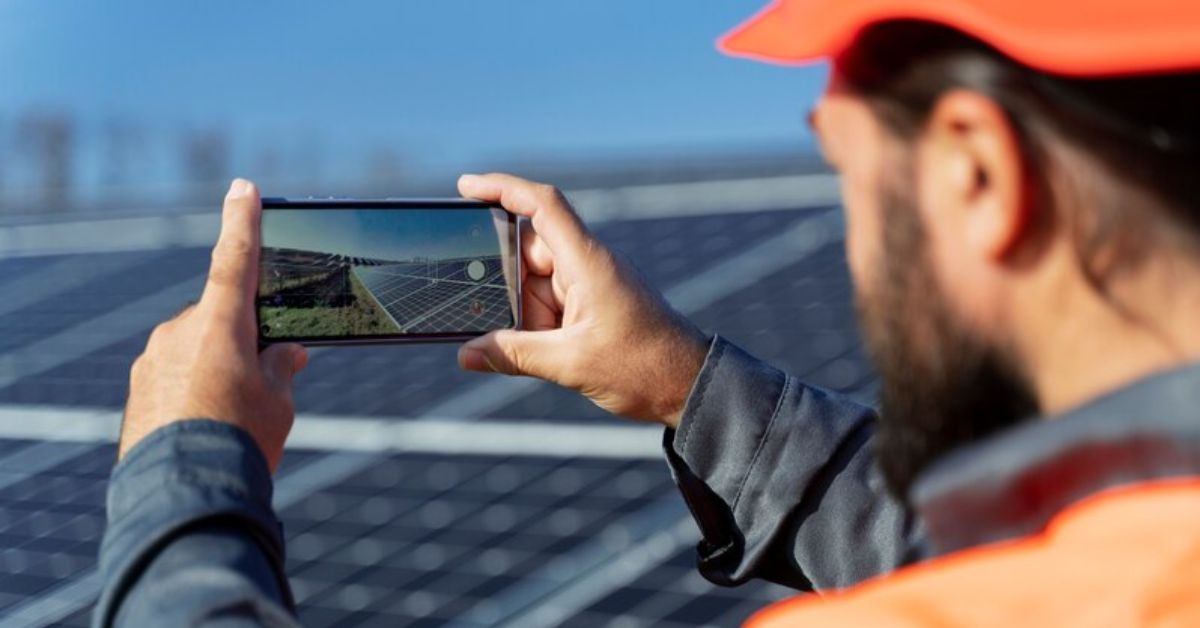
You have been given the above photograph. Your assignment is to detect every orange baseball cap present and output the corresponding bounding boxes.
[720,0,1200,77]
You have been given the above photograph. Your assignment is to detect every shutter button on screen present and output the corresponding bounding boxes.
[466,260,486,282]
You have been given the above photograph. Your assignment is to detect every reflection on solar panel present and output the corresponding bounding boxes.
[354,257,511,334]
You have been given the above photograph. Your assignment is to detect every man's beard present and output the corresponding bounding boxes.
[859,173,1039,502]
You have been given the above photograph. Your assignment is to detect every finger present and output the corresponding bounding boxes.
[521,275,560,331]
[261,342,308,393]
[520,221,555,277]
[201,179,262,316]
[458,173,591,266]
[457,328,569,379]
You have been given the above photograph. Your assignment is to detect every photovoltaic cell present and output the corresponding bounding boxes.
[353,257,512,334]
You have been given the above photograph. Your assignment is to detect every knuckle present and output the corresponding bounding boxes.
[147,322,171,344]
[129,354,144,378]
[214,236,254,260]
[167,302,196,323]
[193,316,235,346]
[533,183,564,204]
[206,258,240,288]
[583,238,613,270]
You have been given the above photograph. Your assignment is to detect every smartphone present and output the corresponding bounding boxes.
[257,198,521,345]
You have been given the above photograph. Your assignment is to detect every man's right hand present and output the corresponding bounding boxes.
[120,179,306,471]
[457,173,708,428]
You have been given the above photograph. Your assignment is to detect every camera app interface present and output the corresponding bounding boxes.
[258,208,514,339]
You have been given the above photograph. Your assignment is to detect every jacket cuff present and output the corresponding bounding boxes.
[95,419,289,627]
[665,336,788,576]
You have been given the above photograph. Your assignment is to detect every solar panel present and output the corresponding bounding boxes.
[0,209,824,413]
[279,454,679,627]
[353,257,512,334]
[559,547,794,627]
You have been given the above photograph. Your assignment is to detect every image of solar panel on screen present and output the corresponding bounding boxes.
[353,256,509,334]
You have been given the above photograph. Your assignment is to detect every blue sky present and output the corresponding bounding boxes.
[263,208,502,261]
[0,1,828,195]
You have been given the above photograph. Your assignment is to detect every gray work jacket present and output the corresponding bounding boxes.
[92,336,1200,626]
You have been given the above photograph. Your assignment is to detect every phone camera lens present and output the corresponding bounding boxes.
[260,324,271,335]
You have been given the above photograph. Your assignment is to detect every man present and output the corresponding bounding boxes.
[95,0,1200,626]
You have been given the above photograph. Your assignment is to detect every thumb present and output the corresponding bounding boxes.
[458,329,567,380]
[261,343,308,392]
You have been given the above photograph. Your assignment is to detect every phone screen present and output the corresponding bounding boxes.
[257,200,519,344]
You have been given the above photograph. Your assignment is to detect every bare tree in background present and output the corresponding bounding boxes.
[16,112,75,213]
[293,131,326,193]
[180,127,230,203]
[365,146,404,196]
[0,115,6,212]
[251,130,329,194]
[103,117,148,189]
[252,144,282,190]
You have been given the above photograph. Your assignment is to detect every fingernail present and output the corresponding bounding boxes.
[459,174,480,185]
[228,178,253,199]
[458,346,490,372]
[292,346,309,374]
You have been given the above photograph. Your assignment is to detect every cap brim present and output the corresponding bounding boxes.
[718,0,1200,77]
[718,0,873,66]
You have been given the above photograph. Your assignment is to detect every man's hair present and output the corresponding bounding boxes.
[837,22,1200,291]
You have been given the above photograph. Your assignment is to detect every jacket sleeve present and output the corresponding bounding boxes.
[93,419,299,628]
[665,336,924,591]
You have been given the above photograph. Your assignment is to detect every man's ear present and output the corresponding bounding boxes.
[922,89,1030,261]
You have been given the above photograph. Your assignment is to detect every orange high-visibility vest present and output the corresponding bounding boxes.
[747,479,1200,627]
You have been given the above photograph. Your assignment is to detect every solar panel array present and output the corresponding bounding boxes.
[0,197,873,627]
[354,257,511,334]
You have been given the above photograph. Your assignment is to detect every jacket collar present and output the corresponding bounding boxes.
[912,361,1200,556]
